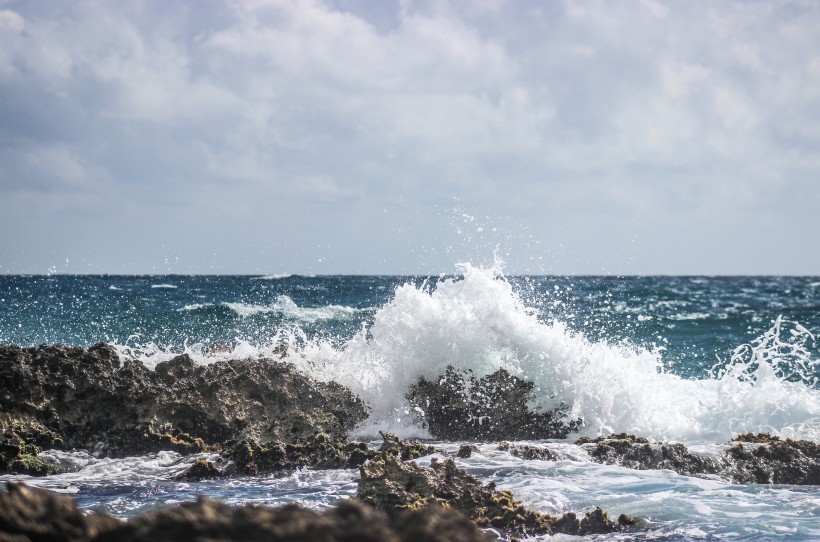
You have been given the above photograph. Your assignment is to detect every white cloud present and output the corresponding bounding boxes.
[0,0,818,273]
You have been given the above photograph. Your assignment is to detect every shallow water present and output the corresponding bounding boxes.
[3,441,819,540]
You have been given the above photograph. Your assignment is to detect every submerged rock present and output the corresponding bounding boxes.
[506,444,558,462]
[407,366,580,441]
[357,451,635,537]
[0,344,368,474]
[575,433,820,485]
[378,431,437,461]
[578,434,724,477]
[456,444,478,458]
[174,459,221,481]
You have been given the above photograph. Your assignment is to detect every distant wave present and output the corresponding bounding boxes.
[178,296,368,323]
[666,312,713,321]
[252,274,293,280]
[151,284,178,289]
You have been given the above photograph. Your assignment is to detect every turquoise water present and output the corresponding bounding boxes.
[2,274,817,379]
[1,271,819,540]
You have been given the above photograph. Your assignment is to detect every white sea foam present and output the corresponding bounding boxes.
[288,262,820,443]
[151,284,178,289]
[666,311,713,321]
[253,273,293,280]
[117,263,819,444]
[176,297,366,322]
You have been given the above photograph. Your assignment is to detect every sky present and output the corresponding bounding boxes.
[0,0,818,275]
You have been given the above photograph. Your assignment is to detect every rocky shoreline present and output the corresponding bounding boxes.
[2,344,819,540]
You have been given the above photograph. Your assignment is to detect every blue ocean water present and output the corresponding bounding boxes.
[2,274,817,377]
[2,271,819,540]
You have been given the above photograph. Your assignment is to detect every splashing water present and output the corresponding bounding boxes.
[292,263,820,443]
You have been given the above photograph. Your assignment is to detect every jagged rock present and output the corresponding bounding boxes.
[725,434,820,485]
[0,344,368,472]
[391,503,496,542]
[574,433,649,446]
[580,434,724,477]
[0,483,509,542]
[379,431,437,461]
[174,459,221,481]
[407,366,580,441]
[507,444,558,462]
[94,498,396,542]
[575,433,820,485]
[0,482,120,541]
[733,432,782,444]
[223,435,370,475]
[0,415,65,475]
[357,451,633,537]
[456,444,477,458]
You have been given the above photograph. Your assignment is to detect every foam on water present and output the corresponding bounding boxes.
[176,296,367,322]
[290,263,819,443]
[110,263,819,444]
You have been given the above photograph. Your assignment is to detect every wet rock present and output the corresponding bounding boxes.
[174,459,221,481]
[0,415,65,476]
[223,434,371,475]
[0,482,120,541]
[407,366,580,441]
[579,434,724,477]
[507,444,558,462]
[357,451,632,537]
[0,344,368,471]
[0,483,505,542]
[575,433,820,485]
[95,498,396,542]
[379,431,437,461]
[725,435,820,485]
[391,503,496,542]
[732,432,781,444]
[456,444,477,458]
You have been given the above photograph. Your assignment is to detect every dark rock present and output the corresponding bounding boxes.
[0,344,368,472]
[575,433,820,485]
[223,434,372,475]
[407,366,580,441]
[733,432,781,444]
[357,451,632,537]
[456,444,477,458]
[174,459,221,481]
[0,415,65,476]
[507,444,557,462]
[0,482,120,541]
[0,483,504,542]
[95,497,399,542]
[725,436,820,485]
[579,434,724,477]
[391,503,496,542]
[379,431,437,461]
[574,433,649,445]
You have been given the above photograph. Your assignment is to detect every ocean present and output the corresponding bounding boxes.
[1,266,819,540]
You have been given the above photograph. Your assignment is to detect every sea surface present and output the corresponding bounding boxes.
[1,267,819,540]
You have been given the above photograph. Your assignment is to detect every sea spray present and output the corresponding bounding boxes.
[292,264,820,443]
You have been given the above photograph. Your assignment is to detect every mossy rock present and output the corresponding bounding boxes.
[9,454,63,476]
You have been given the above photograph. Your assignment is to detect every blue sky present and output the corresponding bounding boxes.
[1,0,818,275]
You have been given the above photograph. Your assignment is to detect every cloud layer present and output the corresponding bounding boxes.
[1,0,818,274]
